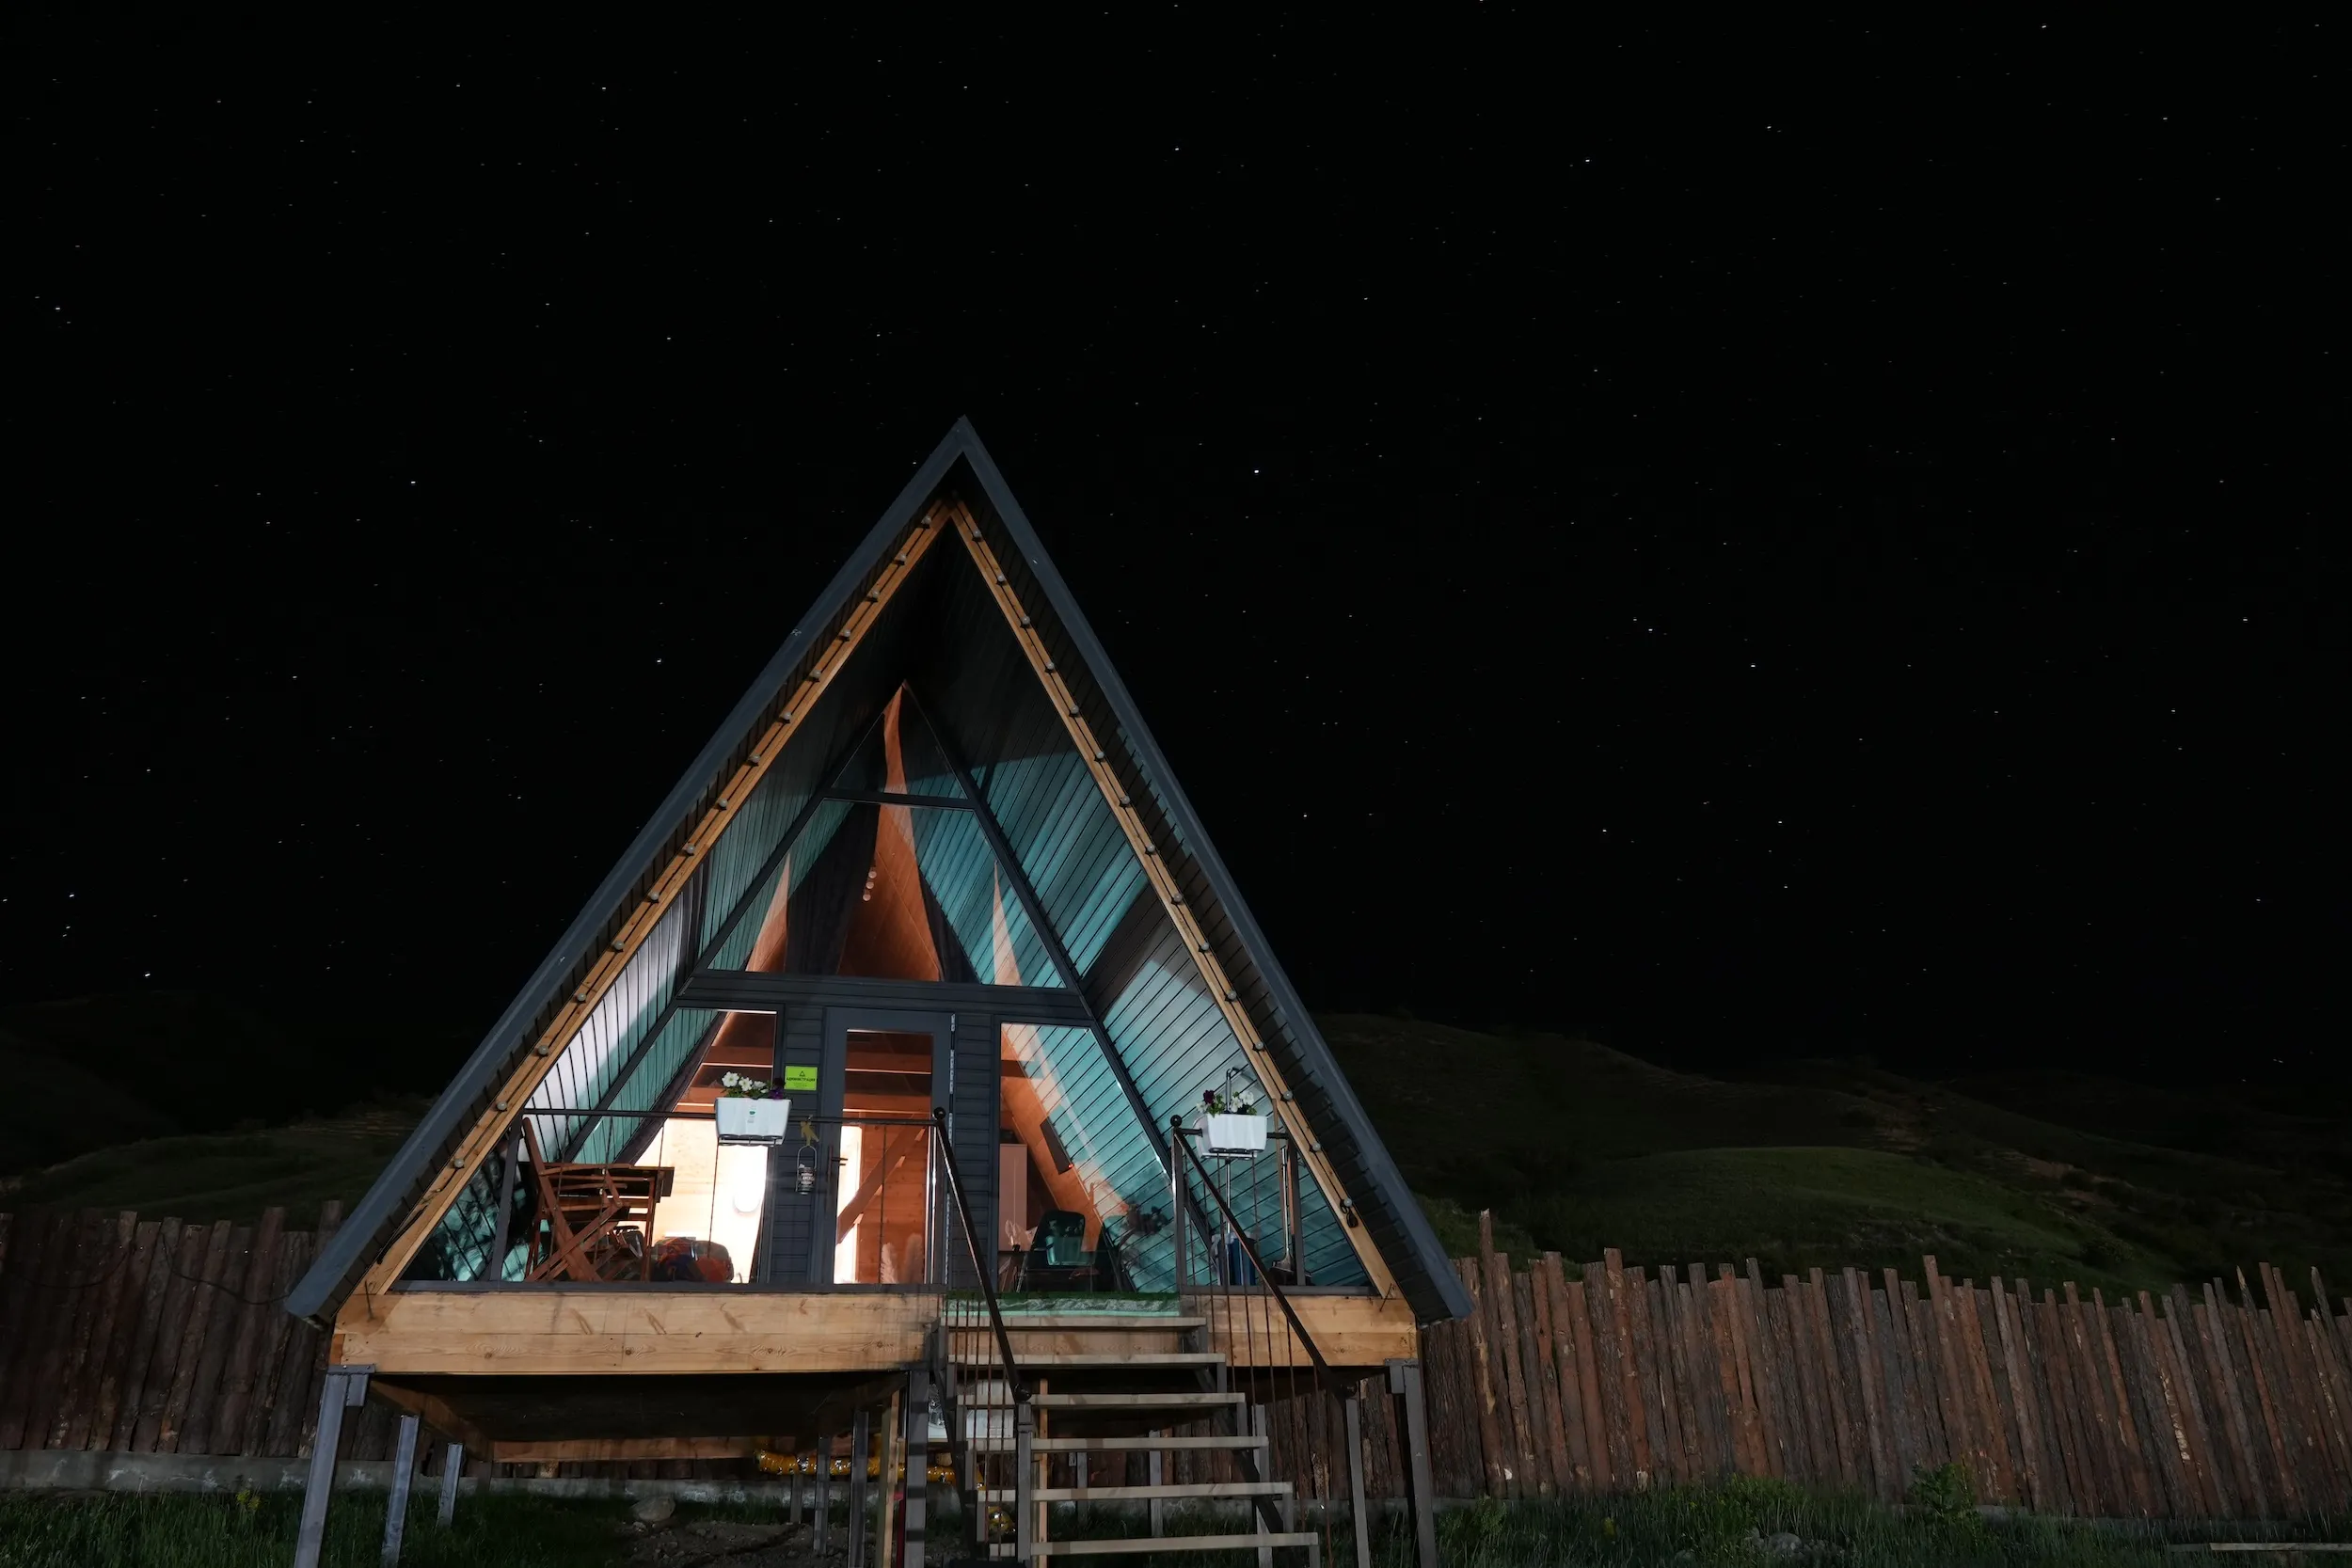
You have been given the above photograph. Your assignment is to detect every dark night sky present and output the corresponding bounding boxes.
[8,18,2340,1089]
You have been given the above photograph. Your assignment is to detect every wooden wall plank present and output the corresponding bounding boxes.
[1683,1270,1729,1478]
[1835,1270,1891,1497]
[157,1220,234,1452]
[1477,1223,1536,1497]
[1602,1250,1650,1481]
[2120,1295,2189,1516]
[1740,1261,1790,1480]
[133,1223,206,1452]
[1657,1268,1702,1481]
[2185,1288,2252,1516]
[24,1212,104,1450]
[1712,1268,1762,1478]
[2296,1295,2352,1500]
[1698,1275,1749,1477]
[1988,1282,2043,1511]
[87,1218,157,1449]
[2265,1266,2347,1500]
[1542,1259,1594,1491]
[177,1223,253,1454]
[246,1229,310,1455]
[2020,1285,2083,1516]
[213,1208,284,1451]
[0,1212,57,1445]
[1771,1275,1825,1484]
[1874,1280,1922,1481]
[2056,1284,2116,1514]
[1629,1270,1674,1483]
[107,1217,178,1452]
[58,1212,136,1449]
[1885,1274,1934,1473]
[2228,1278,2299,1514]
[1454,1259,1506,1497]
[2147,1291,2217,1516]
[2088,1291,2155,1515]
[1956,1283,2014,1501]
[1525,1259,1571,1494]
[1565,1275,1613,1492]
[263,1242,323,1459]
[1802,1272,1856,1488]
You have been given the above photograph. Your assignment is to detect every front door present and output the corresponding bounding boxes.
[818,1008,950,1284]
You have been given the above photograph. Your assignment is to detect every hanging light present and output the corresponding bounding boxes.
[796,1127,820,1196]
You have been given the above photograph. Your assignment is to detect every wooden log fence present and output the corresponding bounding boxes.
[3,1205,2348,1514]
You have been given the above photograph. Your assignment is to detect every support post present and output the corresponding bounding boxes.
[1147,1430,1165,1537]
[849,1407,872,1568]
[381,1413,420,1565]
[814,1433,834,1553]
[436,1442,464,1528]
[1388,1357,1438,1568]
[1344,1395,1372,1568]
[880,1389,903,1568]
[1013,1401,1035,1568]
[1252,1404,1273,1568]
[293,1368,368,1568]
[902,1366,930,1568]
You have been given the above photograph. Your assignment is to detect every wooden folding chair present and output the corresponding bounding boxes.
[519,1120,671,1282]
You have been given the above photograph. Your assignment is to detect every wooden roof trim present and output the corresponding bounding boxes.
[944,499,1403,1299]
[343,504,951,1311]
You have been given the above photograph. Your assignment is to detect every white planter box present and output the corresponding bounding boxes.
[717,1097,792,1145]
[1202,1113,1269,1158]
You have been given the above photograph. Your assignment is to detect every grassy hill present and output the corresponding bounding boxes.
[0,1102,424,1225]
[4,998,2346,1299]
[1322,1014,2352,1295]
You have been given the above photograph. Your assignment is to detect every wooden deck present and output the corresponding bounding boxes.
[334,1288,1417,1376]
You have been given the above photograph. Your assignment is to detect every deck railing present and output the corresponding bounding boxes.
[930,1105,1033,1561]
[1171,1115,1367,1565]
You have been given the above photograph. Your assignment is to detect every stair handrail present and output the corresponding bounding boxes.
[1170,1115,1346,1401]
[930,1106,1028,1405]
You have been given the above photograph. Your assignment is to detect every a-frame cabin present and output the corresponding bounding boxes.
[287,421,1468,1563]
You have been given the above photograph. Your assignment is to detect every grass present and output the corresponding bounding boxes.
[1513,1146,2147,1293]
[0,1106,421,1225]
[1321,1013,2352,1294]
[8,1485,2345,1567]
[0,1490,635,1568]
[998,1480,2352,1565]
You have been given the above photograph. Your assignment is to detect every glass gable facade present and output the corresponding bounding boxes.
[401,521,1376,1293]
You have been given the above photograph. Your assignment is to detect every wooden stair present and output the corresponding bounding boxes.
[946,1309,1318,1565]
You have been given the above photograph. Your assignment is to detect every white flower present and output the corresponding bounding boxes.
[722,1072,740,1089]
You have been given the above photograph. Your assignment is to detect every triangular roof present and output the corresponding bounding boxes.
[290,420,1470,1324]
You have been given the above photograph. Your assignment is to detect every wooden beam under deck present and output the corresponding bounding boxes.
[337,1289,943,1377]
[489,1436,762,1464]
[1193,1291,1419,1369]
[337,1287,1417,1377]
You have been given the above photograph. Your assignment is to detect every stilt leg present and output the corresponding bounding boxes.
[1344,1395,1372,1568]
[849,1407,872,1568]
[437,1442,464,1528]
[879,1390,902,1568]
[814,1433,834,1553]
[294,1369,365,1568]
[1388,1357,1438,1568]
[902,1366,929,1568]
[1012,1401,1035,1568]
[381,1413,419,1565]
[1251,1404,1272,1568]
